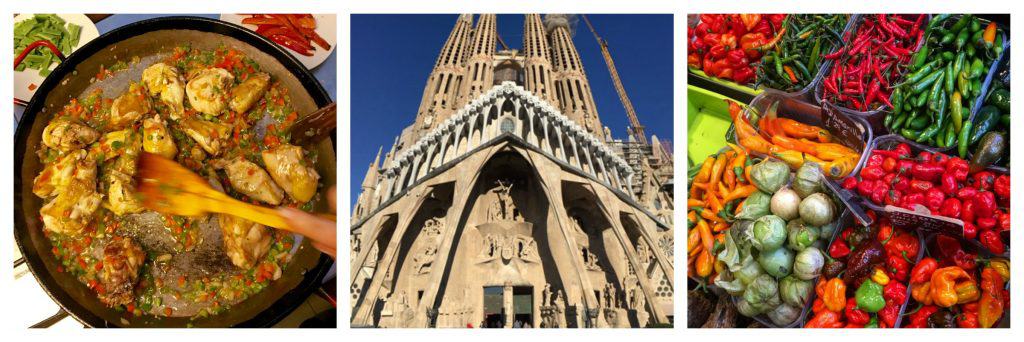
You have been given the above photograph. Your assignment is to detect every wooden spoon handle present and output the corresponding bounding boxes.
[211,195,292,230]
[289,102,336,146]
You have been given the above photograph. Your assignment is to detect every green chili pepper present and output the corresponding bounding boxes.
[959,120,973,158]
[958,71,970,95]
[970,17,982,32]
[904,60,941,86]
[928,72,946,112]
[950,15,973,34]
[865,316,879,328]
[901,128,922,141]
[891,88,904,116]
[891,112,908,131]
[917,124,942,143]
[914,69,945,95]
[913,44,931,69]
[941,32,956,45]
[915,91,929,107]
[855,280,886,313]
[969,58,985,79]
[909,115,930,130]
[956,29,970,50]
[940,51,955,61]
[950,91,963,133]
[944,62,955,93]
[944,121,956,148]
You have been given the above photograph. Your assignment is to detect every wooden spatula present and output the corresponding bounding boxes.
[288,102,336,146]
[134,152,291,230]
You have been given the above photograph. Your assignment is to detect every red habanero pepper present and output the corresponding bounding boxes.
[857,179,878,197]
[845,298,871,325]
[917,151,933,162]
[879,303,900,328]
[980,230,1006,254]
[843,177,859,190]
[910,257,938,284]
[805,310,844,328]
[946,157,970,181]
[830,239,852,259]
[975,191,997,219]
[885,189,903,207]
[940,174,958,195]
[963,222,978,240]
[961,200,977,223]
[882,157,898,173]
[911,163,944,182]
[860,166,886,180]
[908,179,933,194]
[906,305,939,328]
[977,217,997,231]
[884,281,908,305]
[894,143,913,159]
[887,254,910,282]
[939,198,962,218]
[973,171,996,190]
[883,173,897,186]
[901,193,925,210]
[924,188,945,212]
[958,311,980,328]
[871,182,890,204]
[997,211,1010,232]
[892,174,910,192]
[866,154,884,169]
[957,187,979,201]
[993,174,1009,199]
[930,152,950,166]
[897,159,915,174]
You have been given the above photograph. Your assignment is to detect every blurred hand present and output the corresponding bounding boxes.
[279,187,337,258]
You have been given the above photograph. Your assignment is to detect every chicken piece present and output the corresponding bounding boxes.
[98,236,146,307]
[142,115,178,159]
[33,149,96,198]
[92,129,137,161]
[262,144,320,203]
[109,85,152,130]
[218,214,273,269]
[106,171,144,216]
[186,67,234,116]
[222,157,284,205]
[141,62,185,119]
[40,179,102,235]
[179,118,230,156]
[229,73,271,115]
[41,117,100,152]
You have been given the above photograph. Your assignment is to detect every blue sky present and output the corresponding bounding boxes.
[350,14,674,204]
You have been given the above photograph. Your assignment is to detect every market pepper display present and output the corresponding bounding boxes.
[688,13,1009,329]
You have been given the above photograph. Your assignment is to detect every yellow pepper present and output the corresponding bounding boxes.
[696,249,713,277]
[955,281,980,304]
[930,266,972,308]
[870,267,890,286]
[989,258,1010,282]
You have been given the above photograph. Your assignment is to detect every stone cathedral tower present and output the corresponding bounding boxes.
[351,14,674,329]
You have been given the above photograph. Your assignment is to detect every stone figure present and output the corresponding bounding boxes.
[487,180,522,222]
[542,283,553,306]
[413,244,438,274]
[582,247,602,271]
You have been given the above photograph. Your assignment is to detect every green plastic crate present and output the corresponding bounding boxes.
[687,85,745,165]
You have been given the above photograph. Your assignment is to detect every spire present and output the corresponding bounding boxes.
[356,146,384,219]
[457,14,497,108]
[545,14,606,141]
[412,14,474,137]
[522,14,557,104]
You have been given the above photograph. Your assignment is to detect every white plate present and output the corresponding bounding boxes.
[13,14,100,103]
[220,14,336,70]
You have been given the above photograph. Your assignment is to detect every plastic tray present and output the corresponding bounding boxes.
[799,216,927,328]
[814,14,932,134]
[741,89,875,179]
[856,134,1010,257]
[965,39,1011,172]
[687,85,745,165]
[897,232,1009,328]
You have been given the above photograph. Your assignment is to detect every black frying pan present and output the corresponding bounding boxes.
[14,16,335,328]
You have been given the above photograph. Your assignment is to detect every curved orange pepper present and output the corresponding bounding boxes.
[930,266,972,308]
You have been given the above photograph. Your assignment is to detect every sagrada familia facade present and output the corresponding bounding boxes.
[350,14,674,328]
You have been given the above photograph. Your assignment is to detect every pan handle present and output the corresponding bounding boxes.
[29,308,69,328]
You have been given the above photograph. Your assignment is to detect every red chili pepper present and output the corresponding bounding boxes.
[861,166,886,180]
[901,192,925,209]
[911,163,944,182]
[906,305,940,328]
[843,177,859,190]
[908,179,933,193]
[962,200,977,223]
[866,154,884,168]
[881,157,897,173]
[973,171,996,190]
[829,240,852,259]
[939,197,962,218]
[940,173,958,195]
[887,254,910,282]
[894,144,913,158]
[963,221,978,240]
[975,191,997,219]
[846,298,871,325]
[885,189,903,206]
[980,230,1005,254]
[910,257,937,284]
[993,174,1010,200]
[957,187,979,201]
[879,302,900,328]
[946,158,970,181]
[884,281,908,304]
[997,211,1010,232]
[857,179,878,198]
[924,188,946,213]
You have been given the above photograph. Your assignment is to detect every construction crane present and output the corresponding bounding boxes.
[581,14,648,145]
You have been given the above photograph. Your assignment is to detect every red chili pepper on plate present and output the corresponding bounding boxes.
[939,198,962,218]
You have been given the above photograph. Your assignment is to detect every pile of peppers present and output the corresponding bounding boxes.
[688,14,786,85]
[903,235,1009,328]
[687,144,758,281]
[886,15,1004,150]
[822,14,924,111]
[806,213,917,328]
[755,14,849,92]
[729,100,861,178]
[842,142,1010,254]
